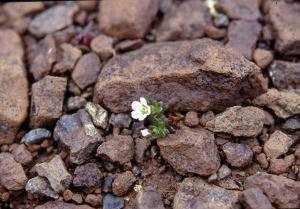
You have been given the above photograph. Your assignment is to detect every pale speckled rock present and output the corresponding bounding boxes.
[35,201,93,209]
[26,176,58,199]
[85,102,108,129]
[135,186,165,209]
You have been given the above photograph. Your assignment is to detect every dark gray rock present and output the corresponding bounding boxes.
[21,128,51,145]
[103,194,124,209]
[73,163,102,188]
[109,113,132,128]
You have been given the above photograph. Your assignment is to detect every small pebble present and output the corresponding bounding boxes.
[214,13,229,28]
[63,189,73,202]
[20,128,51,145]
[67,96,86,111]
[103,194,124,209]
[72,193,83,204]
[109,113,132,128]
[102,176,113,193]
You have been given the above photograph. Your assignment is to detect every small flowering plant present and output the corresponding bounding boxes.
[131,98,169,139]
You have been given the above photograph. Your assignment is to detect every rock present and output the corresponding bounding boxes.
[135,186,165,209]
[20,128,51,145]
[97,135,134,165]
[53,43,82,74]
[264,130,294,159]
[53,26,76,45]
[256,153,269,169]
[54,109,103,164]
[245,172,300,208]
[282,118,300,132]
[26,176,58,199]
[72,52,101,90]
[35,155,72,193]
[173,177,240,209]
[269,61,300,90]
[222,142,253,167]
[30,76,67,128]
[253,88,300,119]
[199,111,215,126]
[85,194,102,207]
[109,113,132,128]
[3,2,44,19]
[35,201,93,209]
[184,111,199,127]
[253,49,273,69]
[78,1,97,11]
[156,0,210,41]
[226,20,261,60]
[112,171,136,196]
[239,187,274,209]
[73,163,102,188]
[99,0,159,39]
[90,34,115,61]
[0,29,29,145]
[217,165,231,179]
[268,1,300,55]
[214,13,229,28]
[72,193,83,204]
[218,0,260,20]
[0,153,28,190]
[94,39,267,113]
[67,96,87,111]
[268,155,294,174]
[63,189,73,201]
[115,39,143,53]
[157,127,220,176]
[29,4,79,37]
[103,176,113,193]
[206,106,265,137]
[103,194,124,209]
[85,102,108,129]
[29,35,57,80]
[12,144,32,165]
[135,138,151,164]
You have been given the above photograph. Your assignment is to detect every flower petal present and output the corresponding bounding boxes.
[131,101,142,111]
[131,110,141,119]
[141,129,151,137]
[138,114,148,121]
[140,97,147,106]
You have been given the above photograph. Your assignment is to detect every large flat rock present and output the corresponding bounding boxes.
[94,39,267,113]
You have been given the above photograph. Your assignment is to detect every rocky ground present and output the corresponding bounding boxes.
[0,0,300,209]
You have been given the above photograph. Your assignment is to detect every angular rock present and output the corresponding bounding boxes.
[3,2,44,19]
[206,106,265,137]
[73,163,102,188]
[222,142,253,167]
[90,34,115,61]
[99,0,159,39]
[112,171,136,196]
[109,113,132,128]
[268,1,300,55]
[239,188,274,209]
[217,165,231,180]
[102,176,113,193]
[269,61,300,90]
[84,194,102,207]
[72,52,101,90]
[29,4,79,37]
[135,186,165,209]
[157,127,220,176]
[67,96,86,111]
[35,201,93,209]
[12,144,32,165]
[268,156,294,174]
[97,135,134,165]
[264,130,294,159]
[226,20,262,60]
[0,29,29,145]
[256,153,269,169]
[214,13,229,28]
[184,111,199,127]
[94,39,267,113]
[282,118,300,132]
[103,194,124,209]
[30,75,67,128]
[0,153,28,190]
[135,138,151,164]
[54,109,103,164]
[35,155,72,193]
[26,176,58,199]
[253,89,300,119]
[253,49,273,69]
[21,128,51,145]
[85,102,108,129]
[245,172,300,208]
[174,177,240,209]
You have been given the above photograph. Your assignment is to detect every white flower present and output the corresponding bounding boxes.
[141,129,151,137]
[131,97,151,121]
[206,0,218,17]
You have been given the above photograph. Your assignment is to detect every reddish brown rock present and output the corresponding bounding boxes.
[94,39,267,113]
[3,2,44,19]
[269,1,300,55]
[90,34,115,61]
[239,188,274,209]
[30,75,67,128]
[77,1,97,11]
[73,163,102,188]
[157,127,220,176]
[245,172,300,208]
[72,52,101,90]
[112,171,136,196]
[99,0,159,39]
[135,138,151,164]
[184,111,199,127]
[226,20,261,60]
[253,49,273,69]
[222,142,253,167]
[256,153,269,169]
[12,144,32,165]
[268,155,294,174]
[35,201,93,209]
[0,29,29,145]
[84,194,102,207]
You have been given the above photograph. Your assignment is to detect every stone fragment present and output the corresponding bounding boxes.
[222,142,253,167]
[217,165,231,179]
[30,76,67,128]
[97,135,134,165]
[174,177,240,209]
[206,106,265,137]
[85,194,102,207]
[245,172,300,208]
[21,128,51,145]
[213,13,229,28]
[85,102,108,129]
[0,29,29,145]
[103,176,113,193]
[3,2,44,19]
[12,144,32,165]
[67,96,86,111]
[90,34,115,61]
[112,171,136,196]
[29,4,79,37]
[268,155,294,174]
[99,0,159,39]
[157,127,220,176]
[253,89,300,119]
[269,1,300,55]
[226,20,261,60]
[35,155,72,193]
[115,39,143,53]
[282,118,300,132]
[135,186,165,209]
[253,49,273,69]
[135,138,151,164]
[63,189,73,201]
[109,113,132,128]
[73,163,102,188]
[94,39,267,113]
[184,111,199,127]
[103,194,124,209]
[72,52,101,90]
[54,110,103,164]
[35,201,93,209]
[264,130,294,159]
[26,176,58,199]
[239,187,274,209]
[256,153,269,169]
[72,193,83,204]
[78,1,97,11]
